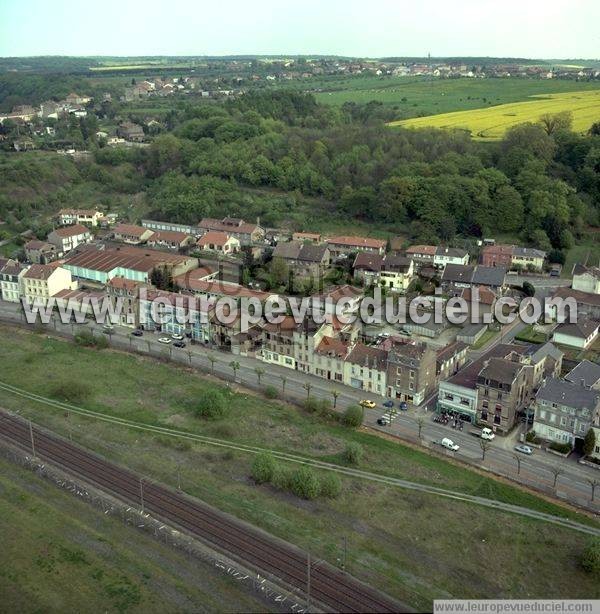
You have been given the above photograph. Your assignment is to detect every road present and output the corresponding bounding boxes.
[0,298,598,514]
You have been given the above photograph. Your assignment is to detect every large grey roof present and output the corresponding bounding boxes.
[565,360,600,388]
[471,265,507,287]
[536,377,600,410]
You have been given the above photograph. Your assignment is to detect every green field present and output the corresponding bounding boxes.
[0,456,266,613]
[0,326,598,610]
[391,90,600,139]
[314,76,600,119]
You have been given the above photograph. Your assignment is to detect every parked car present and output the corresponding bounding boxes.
[377,418,388,426]
[383,400,394,409]
[514,444,533,455]
[173,341,186,348]
[131,329,143,337]
[441,438,460,451]
[399,401,408,411]
[158,337,172,344]
[360,399,376,408]
[102,325,115,334]
[171,333,185,341]
[469,427,495,440]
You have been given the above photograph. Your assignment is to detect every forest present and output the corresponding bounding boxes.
[1,89,599,263]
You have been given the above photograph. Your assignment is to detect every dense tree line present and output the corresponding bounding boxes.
[127,91,599,252]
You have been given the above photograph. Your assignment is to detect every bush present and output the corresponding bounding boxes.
[305,397,332,416]
[581,539,600,575]
[320,473,342,498]
[549,441,572,454]
[194,388,227,419]
[264,385,278,399]
[525,430,541,444]
[290,466,321,500]
[50,381,92,404]
[342,442,363,465]
[342,405,364,428]
[74,331,108,349]
[271,466,291,491]
[251,453,276,484]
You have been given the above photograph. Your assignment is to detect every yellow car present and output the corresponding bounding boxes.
[360,399,376,409]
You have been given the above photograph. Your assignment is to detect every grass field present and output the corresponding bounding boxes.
[314,76,600,118]
[0,326,599,610]
[0,457,266,613]
[390,90,600,139]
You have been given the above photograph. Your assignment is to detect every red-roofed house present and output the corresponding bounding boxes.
[147,230,193,251]
[113,223,154,245]
[196,231,240,254]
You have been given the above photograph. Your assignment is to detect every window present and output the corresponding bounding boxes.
[482,400,488,409]
[481,411,488,421]
[396,367,402,375]
[410,370,415,379]
[409,383,414,391]
[494,415,501,425]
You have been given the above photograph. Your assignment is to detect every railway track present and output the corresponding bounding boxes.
[0,411,407,613]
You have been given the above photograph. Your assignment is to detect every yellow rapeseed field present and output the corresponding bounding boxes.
[390,90,600,140]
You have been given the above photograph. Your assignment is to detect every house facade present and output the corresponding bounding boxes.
[47,224,92,254]
[0,260,29,302]
[386,341,437,405]
[552,319,600,349]
[532,378,600,448]
[58,209,104,227]
[326,236,386,259]
[198,217,264,245]
[113,224,154,245]
[197,231,240,254]
[21,265,75,305]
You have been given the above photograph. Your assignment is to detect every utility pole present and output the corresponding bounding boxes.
[343,535,347,571]
[177,464,182,491]
[29,420,36,458]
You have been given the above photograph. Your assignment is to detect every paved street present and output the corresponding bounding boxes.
[0,298,598,514]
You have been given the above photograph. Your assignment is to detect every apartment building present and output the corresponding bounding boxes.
[21,264,75,304]
[476,357,529,434]
[386,340,437,405]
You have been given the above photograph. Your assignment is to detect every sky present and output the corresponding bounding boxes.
[0,0,599,59]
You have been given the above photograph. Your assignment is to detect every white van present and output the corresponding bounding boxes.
[441,438,460,451]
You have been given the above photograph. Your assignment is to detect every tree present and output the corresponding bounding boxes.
[280,375,288,396]
[254,367,266,386]
[342,405,364,428]
[207,353,217,374]
[539,111,573,136]
[480,439,491,461]
[342,442,363,465]
[302,382,312,401]
[416,416,425,440]
[229,360,241,381]
[331,389,340,409]
[194,389,227,419]
[587,478,599,502]
[251,453,276,484]
[550,465,563,489]
[583,428,596,457]
[270,257,289,286]
[522,281,535,297]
